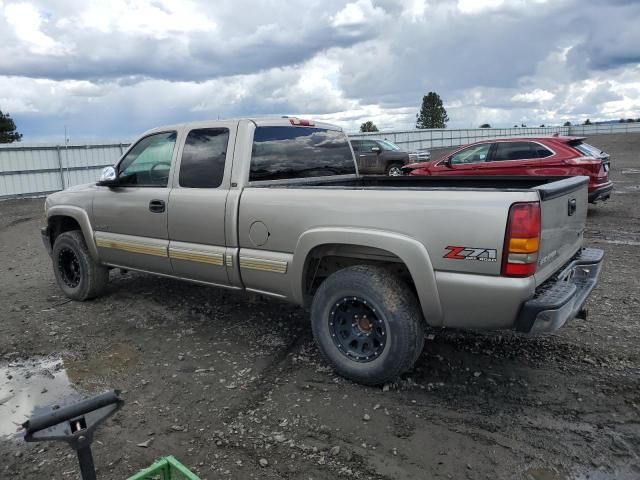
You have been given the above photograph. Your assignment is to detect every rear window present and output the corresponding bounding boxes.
[250,126,356,181]
[493,142,535,161]
[573,142,604,158]
[533,144,554,158]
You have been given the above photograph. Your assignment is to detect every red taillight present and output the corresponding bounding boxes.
[502,202,541,277]
[289,118,315,126]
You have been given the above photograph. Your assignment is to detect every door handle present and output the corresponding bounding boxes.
[149,199,165,213]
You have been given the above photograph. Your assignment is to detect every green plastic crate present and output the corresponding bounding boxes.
[127,456,200,480]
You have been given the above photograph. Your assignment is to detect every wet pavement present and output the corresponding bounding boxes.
[0,358,84,439]
[0,133,639,479]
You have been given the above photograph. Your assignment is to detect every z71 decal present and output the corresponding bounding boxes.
[444,246,497,262]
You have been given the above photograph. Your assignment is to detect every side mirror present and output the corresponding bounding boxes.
[371,147,381,153]
[97,166,118,187]
[443,157,453,167]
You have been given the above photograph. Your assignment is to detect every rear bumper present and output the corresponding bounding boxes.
[588,182,612,203]
[515,248,604,333]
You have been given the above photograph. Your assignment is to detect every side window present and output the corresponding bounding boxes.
[361,140,378,151]
[450,144,491,165]
[493,142,535,161]
[250,126,356,181]
[118,132,176,186]
[179,128,230,188]
[532,143,554,158]
[351,140,360,152]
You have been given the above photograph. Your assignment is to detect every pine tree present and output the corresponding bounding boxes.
[0,110,22,143]
[416,92,449,129]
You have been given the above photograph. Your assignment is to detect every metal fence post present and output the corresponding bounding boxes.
[55,145,66,190]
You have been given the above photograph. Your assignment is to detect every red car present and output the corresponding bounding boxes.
[404,135,612,203]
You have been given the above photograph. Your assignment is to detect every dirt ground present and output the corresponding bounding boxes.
[1,133,639,480]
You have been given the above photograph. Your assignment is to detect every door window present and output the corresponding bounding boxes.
[350,140,361,152]
[361,140,378,152]
[118,132,177,186]
[493,142,536,161]
[450,144,491,165]
[179,128,230,188]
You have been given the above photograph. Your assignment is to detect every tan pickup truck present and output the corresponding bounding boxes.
[42,117,604,385]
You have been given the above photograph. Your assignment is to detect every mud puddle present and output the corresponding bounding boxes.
[0,357,85,440]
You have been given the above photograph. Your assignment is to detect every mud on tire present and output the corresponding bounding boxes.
[52,231,109,301]
[311,265,425,386]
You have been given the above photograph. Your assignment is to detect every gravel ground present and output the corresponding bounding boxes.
[1,133,639,480]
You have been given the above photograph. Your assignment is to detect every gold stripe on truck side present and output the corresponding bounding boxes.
[239,256,288,274]
[95,238,167,257]
[169,248,224,266]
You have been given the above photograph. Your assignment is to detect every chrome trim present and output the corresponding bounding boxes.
[239,256,288,274]
[169,247,224,266]
[95,237,167,257]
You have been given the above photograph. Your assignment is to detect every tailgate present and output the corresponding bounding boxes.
[534,176,589,285]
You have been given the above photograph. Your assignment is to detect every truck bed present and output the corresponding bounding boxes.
[256,175,585,200]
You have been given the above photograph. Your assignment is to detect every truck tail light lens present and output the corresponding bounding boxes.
[502,202,541,277]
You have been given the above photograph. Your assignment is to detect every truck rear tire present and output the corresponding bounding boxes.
[311,265,425,385]
[52,231,109,301]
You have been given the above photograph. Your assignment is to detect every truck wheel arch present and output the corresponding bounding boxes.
[47,206,99,261]
[292,227,443,326]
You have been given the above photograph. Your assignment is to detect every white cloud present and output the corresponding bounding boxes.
[511,89,555,103]
[1,0,639,140]
[78,0,216,38]
[457,0,505,14]
[401,0,427,21]
[458,0,549,14]
[331,0,386,27]
[4,2,68,55]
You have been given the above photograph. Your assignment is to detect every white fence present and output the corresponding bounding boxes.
[1,123,639,199]
[565,122,640,136]
[0,143,128,199]
[349,126,569,153]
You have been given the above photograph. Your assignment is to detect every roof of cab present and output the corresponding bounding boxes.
[141,117,342,137]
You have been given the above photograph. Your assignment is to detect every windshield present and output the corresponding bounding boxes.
[377,140,401,151]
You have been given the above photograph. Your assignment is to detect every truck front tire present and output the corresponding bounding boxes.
[311,265,425,385]
[52,231,109,301]
[386,163,404,176]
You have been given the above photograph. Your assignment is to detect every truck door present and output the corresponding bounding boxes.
[357,140,381,174]
[166,123,237,286]
[93,131,177,274]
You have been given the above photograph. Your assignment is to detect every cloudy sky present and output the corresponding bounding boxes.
[1,0,639,141]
